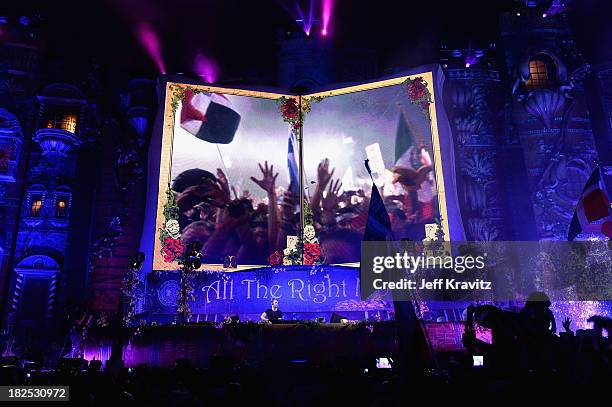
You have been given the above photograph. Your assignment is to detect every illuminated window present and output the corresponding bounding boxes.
[44,112,78,133]
[55,198,68,218]
[30,196,43,217]
[525,59,549,90]
[62,114,77,133]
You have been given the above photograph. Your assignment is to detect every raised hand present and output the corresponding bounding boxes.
[216,168,231,199]
[199,178,229,208]
[219,208,250,231]
[176,177,228,212]
[562,317,572,333]
[280,190,297,221]
[251,161,279,195]
[321,179,342,212]
[317,158,335,190]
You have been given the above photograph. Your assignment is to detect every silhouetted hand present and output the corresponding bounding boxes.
[200,178,229,208]
[562,317,572,333]
[321,179,342,212]
[216,168,231,198]
[251,161,279,194]
[317,158,335,190]
[216,205,250,231]
[177,177,228,211]
[280,190,297,222]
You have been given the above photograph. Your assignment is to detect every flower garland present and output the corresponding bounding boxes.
[169,84,202,114]
[278,95,325,133]
[159,187,185,263]
[121,252,144,325]
[268,199,324,266]
[404,77,433,119]
[176,241,203,324]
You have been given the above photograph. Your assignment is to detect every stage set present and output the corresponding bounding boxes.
[77,66,475,368]
[64,58,611,373]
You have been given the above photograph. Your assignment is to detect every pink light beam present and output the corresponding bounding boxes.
[137,23,166,74]
[321,0,333,36]
[194,51,219,83]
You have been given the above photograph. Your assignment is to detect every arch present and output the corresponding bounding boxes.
[39,83,85,101]
[517,50,568,90]
[15,254,61,277]
[292,77,320,90]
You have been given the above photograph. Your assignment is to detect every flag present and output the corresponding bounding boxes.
[361,159,432,370]
[363,159,394,242]
[395,112,432,170]
[287,129,300,196]
[180,90,241,144]
[568,166,612,240]
[394,112,418,167]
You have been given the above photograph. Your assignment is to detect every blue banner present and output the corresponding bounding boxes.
[145,265,392,318]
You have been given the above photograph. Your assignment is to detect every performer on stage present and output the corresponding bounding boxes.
[260,299,283,323]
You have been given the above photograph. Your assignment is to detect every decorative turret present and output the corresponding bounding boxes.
[33,83,86,156]
[0,109,23,182]
[501,3,598,239]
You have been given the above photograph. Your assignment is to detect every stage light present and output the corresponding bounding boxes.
[137,23,166,74]
[322,0,333,37]
[516,12,521,16]
[465,62,471,68]
[194,51,219,83]
[542,13,547,18]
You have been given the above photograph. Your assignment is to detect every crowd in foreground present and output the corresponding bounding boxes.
[1,299,610,405]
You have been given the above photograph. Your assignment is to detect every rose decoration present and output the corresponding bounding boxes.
[166,219,181,239]
[268,250,283,266]
[404,77,433,119]
[407,81,427,101]
[286,235,299,250]
[163,237,184,263]
[303,242,322,265]
[303,225,317,243]
[281,97,299,121]
[159,187,187,264]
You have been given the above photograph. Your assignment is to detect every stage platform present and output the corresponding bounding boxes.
[83,321,466,368]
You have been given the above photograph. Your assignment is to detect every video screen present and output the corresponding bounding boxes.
[153,76,444,270]
[156,87,295,268]
[304,82,441,264]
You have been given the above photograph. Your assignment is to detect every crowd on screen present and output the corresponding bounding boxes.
[172,157,438,265]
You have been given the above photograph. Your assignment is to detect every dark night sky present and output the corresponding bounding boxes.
[2,0,611,84]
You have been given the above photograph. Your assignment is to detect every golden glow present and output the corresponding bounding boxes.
[30,199,43,217]
[55,199,68,218]
[62,114,78,133]
[526,59,548,90]
[45,114,78,133]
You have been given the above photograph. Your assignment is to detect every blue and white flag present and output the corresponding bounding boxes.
[287,129,300,196]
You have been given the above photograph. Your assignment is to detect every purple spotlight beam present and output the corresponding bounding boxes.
[295,0,314,36]
[137,23,166,74]
[194,51,219,83]
[321,0,333,35]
